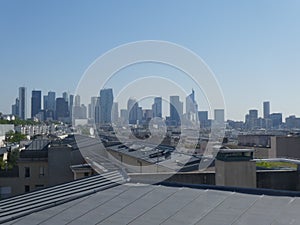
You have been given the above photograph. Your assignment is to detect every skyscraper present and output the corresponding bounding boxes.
[214,109,225,125]
[112,102,119,123]
[31,90,42,118]
[186,90,198,113]
[55,98,69,120]
[198,111,209,128]
[43,95,48,111]
[120,109,128,124]
[74,95,80,107]
[47,91,56,112]
[43,91,56,120]
[263,101,270,119]
[89,97,99,121]
[186,89,198,122]
[18,87,26,120]
[94,97,101,124]
[270,113,282,129]
[11,98,19,116]
[152,97,162,118]
[99,88,114,124]
[245,109,258,129]
[69,94,74,121]
[62,92,68,103]
[128,97,138,124]
[170,96,183,125]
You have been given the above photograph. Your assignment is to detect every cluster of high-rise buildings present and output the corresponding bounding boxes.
[244,101,282,130]
[94,88,224,127]
[11,87,87,123]
[227,101,300,130]
[10,87,226,127]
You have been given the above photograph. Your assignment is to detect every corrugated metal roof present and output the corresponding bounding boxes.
[2,182,300,225]
[0,170,126,224]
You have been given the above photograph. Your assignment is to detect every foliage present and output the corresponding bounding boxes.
[0,149,19,170]
[0,117,40,126]
[5,130,27,143]
[256,161,297,169]
[7,149,19,167]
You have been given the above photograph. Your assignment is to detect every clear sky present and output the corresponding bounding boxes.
[0,0,300,121]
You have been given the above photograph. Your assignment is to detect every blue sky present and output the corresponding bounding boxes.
[0,0,300,120]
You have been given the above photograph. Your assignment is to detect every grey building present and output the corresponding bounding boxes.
[198,111,209,128]
[74,95,80,107]
[286,115,300,129]
[186,89,198,122]
[18,87,26,120]
[112,102,119,123]
[89,96,99,121]
[214,109,225,125]
[270,113,282,129]
[99,88,114,124]
[11,98,19,117]
[62,92,68,103]
[170,96,183,126]
[43,91,56,120]
[73,104,87,120]
[47,91,56,112]
[69,94,74,121]
[152,97,162,118]
[245,109,258,129]
[263,101,270,119]
[120,109,128,124]
[55,98,69,120]
[128,97,138,125]
[31,90,41,118]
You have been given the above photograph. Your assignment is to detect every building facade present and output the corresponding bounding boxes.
[31,90,42,118]
[18,87,26,120]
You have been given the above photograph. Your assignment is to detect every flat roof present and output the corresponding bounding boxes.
[3,181,300,225]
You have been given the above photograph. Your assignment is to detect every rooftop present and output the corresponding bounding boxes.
[1,178,300,225]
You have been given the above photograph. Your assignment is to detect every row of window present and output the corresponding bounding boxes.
[24,166,45,178]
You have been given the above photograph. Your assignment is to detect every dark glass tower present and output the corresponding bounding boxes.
[19,87,26,120]
[99,88,114,124]
[31,90,42,118]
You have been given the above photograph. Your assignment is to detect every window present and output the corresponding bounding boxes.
[39,166,45,177]
[84,172,89,177]
[25,167,30,178]
[25,185,30,192]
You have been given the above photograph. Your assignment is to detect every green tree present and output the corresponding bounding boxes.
[5,130,27,143]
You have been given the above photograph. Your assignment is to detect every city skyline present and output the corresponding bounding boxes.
[6,86,300,127]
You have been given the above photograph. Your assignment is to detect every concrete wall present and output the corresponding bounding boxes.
[215,160,257,188]
[130,170,300,192]
[2,168,300,198]
[129,172,215,185]
[257,170,300,191]
[271,136,300,159]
